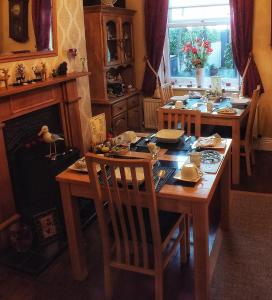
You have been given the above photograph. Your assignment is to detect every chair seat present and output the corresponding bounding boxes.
[109,207,182,243]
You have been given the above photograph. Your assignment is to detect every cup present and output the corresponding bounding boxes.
[180,163,200,181]
[189,152,201,167]
[175,100,183,109]
[147,142,160,160]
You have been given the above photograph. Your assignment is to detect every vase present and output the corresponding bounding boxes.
[195,67,204,88]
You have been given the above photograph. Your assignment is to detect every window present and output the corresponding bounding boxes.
[167,0,239,89]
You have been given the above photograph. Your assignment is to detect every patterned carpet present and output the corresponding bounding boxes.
[211,191,272,299]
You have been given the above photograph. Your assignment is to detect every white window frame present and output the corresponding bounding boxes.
[164,1,239,90]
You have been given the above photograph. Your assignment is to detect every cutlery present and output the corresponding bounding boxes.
[185,135,191,142]
[144,133,156,143]
[154,169,166,189]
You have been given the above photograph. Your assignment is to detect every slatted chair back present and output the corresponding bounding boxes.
[85,153,161,274]
[157,107,201,137]
[158,82,174,105]
[244,85,261,148]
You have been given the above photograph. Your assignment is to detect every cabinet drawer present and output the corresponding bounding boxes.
[128,107,141,131]
[112,112,128,135]
[112,100,127,117]
[127,96,139,109]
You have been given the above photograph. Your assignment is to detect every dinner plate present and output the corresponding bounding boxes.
[193,138,227,150]
[173,170,203,183]
[156,129,184,143]
[217,107,237,114]
[68,158,101,173]
[115,167,145,184]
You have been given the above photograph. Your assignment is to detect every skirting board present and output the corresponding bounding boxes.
[255,137,272,151]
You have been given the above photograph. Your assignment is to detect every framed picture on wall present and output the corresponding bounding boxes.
[9,0,29,43]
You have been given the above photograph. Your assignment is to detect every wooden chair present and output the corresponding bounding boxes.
[240,85,261,176]
[157,107,201,137]
[85,153,188,300]
[158,82,174,105]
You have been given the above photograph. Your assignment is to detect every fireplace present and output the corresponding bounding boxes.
[0,72,89,247]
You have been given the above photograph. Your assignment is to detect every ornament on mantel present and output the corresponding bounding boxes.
[0,68,10,88]
[101,0,117,6]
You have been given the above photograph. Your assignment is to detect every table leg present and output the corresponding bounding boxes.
[232,120,240,184]
[192,203,209,300]
[220,154,231,230]
[59,182,88,280]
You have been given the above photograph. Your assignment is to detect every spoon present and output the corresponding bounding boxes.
[155,169,166,189]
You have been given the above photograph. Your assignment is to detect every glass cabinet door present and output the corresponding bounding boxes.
[121,21,133,63]
[104,18,121,66]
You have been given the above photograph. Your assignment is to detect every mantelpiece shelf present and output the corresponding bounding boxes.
[0,72,91,98]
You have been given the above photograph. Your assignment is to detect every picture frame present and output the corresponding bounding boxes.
[9,0,29,43]
[33,208,61,245]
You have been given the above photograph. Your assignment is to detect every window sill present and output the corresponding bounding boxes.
[172,86,239,93]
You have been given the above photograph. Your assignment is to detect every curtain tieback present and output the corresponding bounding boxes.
[145,57,161,86]
[240,53,253,96]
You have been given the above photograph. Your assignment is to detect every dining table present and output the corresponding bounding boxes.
[163,97,250,184]
[56,133,232,300]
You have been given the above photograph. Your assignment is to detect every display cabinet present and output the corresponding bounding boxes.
[84,6,141,135]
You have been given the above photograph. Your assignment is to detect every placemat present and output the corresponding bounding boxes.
[98,162,176,193]
[131,135,196,155]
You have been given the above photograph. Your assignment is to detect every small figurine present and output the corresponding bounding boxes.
[41,62,47,80]
[0,68,10,88]
[57,62,68,76]
[80,57,87,72]
[38,125,64,159]
[15,64,26,83]
[32,65,43,81]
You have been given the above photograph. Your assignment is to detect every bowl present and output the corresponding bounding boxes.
[110,145,129,156]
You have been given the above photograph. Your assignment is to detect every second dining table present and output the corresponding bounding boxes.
[56,134,232,300]
[163,97,250,184]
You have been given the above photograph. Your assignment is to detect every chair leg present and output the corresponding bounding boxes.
[179,220,187,264]
[245,149,252,176]
[185,215,191,257]
[251,149,256,165]
[155,271,163,300]
[104,264,113,300]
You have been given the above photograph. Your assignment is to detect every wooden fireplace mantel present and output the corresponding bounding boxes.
[0,72,91,247]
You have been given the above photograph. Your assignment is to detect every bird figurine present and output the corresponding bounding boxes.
[38,125,64,159]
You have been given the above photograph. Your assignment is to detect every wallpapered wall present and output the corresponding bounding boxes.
[0,0,92,150]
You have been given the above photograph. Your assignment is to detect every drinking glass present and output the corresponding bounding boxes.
[147,142,160,160]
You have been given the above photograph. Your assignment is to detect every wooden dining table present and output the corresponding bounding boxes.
[164,99,250,184]
[56,136,232,300]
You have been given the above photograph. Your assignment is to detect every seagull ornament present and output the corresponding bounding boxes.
[38,125,64,159]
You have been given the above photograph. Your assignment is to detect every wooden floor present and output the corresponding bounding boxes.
[0,150,272,300]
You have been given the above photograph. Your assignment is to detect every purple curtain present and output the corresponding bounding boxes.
[230,0,264,97]
[142,0,169,96]
[32,0,52,51]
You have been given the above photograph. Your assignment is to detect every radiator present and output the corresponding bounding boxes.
[143,97,161,129]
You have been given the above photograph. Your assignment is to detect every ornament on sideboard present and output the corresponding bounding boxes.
[38,125,64,160]
[51,69,58,77]
[57,61,68,76]
[80,57,87,72]
[15,63,26,83]
[0,68,10,88]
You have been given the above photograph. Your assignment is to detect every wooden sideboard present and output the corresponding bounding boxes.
[0,72,90,247]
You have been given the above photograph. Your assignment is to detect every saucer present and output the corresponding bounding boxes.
[173,169,203,183]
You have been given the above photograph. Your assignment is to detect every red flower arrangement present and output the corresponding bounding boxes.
[183,38,213,68]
